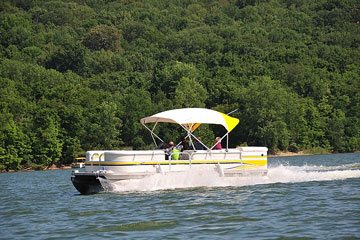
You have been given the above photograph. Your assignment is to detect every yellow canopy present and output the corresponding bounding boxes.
[140,108,239,133]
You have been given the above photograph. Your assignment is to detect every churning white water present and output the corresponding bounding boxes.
[99,163,360,193]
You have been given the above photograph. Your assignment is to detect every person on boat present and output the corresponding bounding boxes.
[194,137,205,150]
[179,136,190,151]
[165,141,174,160]
[165,141,181,160]
[214,137,222,150]
[172,146,180,160]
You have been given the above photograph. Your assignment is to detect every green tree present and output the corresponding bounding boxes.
[0,13,33,49]
[45,41,85,73]
[239,76,304,152]
[121,88,153,149]
[82,25,123,52]
[327,109,346,152]
[0,113,29,171]
[154,61,203,98]
[34,1,96,27]
[174,77,207,108]
[32,107,63,168]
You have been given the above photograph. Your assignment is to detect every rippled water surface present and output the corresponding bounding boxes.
[1,153,360,239]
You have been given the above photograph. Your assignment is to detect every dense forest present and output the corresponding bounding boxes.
[0,0,359,171]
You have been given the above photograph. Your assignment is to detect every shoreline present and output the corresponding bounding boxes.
[46,164,72,170]
[3,164,72,173]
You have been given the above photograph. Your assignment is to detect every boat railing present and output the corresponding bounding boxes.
[88,151,167,168]
[88,152,105,168]
[189,150,242,161]
[168,150,243,168]
[86,150,244,170]
[189,150,243,170]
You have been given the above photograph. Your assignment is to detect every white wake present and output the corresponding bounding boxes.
[101,163,360,193]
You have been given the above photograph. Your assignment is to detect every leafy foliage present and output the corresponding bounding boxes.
[0,0,359,170]
[82,25,123,52]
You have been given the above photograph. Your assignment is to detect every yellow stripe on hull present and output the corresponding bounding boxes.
[85,157,267,167]
[241,159,267,166]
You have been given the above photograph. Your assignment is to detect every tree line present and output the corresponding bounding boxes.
[0,0,359,171]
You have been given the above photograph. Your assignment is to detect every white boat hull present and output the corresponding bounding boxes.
[71,147,268,194]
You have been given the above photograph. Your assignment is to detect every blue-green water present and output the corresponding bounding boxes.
[1,153,360,239]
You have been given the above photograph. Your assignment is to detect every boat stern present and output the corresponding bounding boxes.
[71,170,104,194]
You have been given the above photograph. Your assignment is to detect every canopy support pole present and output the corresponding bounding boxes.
[226,133,229,151]
[141,121,164,146]
[179,124,209,150]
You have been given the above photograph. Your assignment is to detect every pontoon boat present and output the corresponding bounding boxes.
[71,157,86,168]
[71,108,268,194]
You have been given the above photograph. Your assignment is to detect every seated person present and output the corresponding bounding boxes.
[172,147,180,160]
[180,136,190,151]
[214,137,222,150]
[165,141,174,160]
[165,141,180,160]
[194,137,206,150]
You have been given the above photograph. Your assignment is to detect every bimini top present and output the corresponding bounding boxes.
[140,108,239,132]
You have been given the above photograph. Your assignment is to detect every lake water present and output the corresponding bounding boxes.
[1,153,359,239]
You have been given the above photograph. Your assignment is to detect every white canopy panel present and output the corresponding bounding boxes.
[140,108,239,132]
